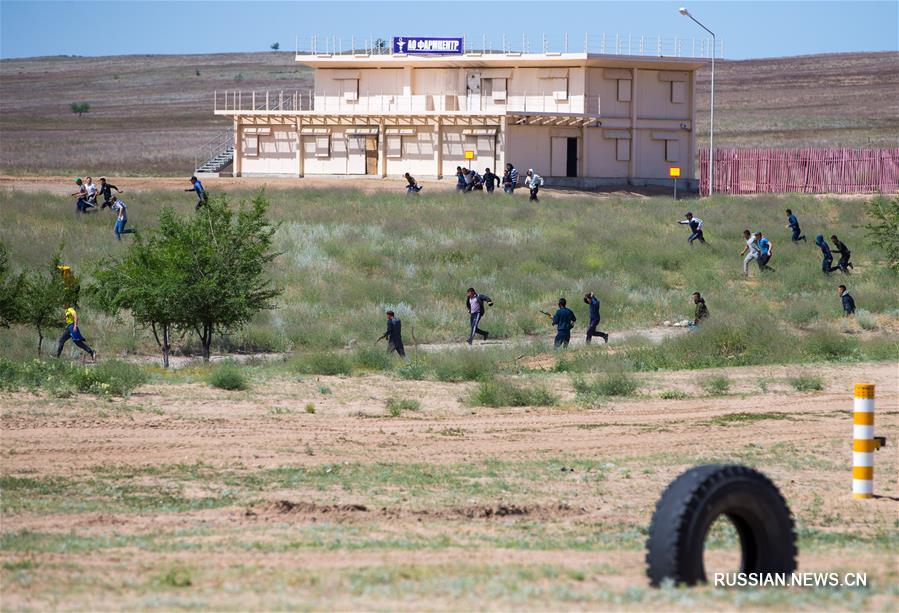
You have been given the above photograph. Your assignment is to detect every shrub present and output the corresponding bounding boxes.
[396,360,426,380]
[701,374,731,395]
[352,346,393,372]
[70,102,90,116]
[788,373,824,392]
[70,360,149,397]
[804,329,859,361]
[470,378,557,407]
[305,403,316,414]
[208,361,249,391]
[292,352,353,376]
[660,390,689,399]
[571,371,640,400]
[855,309,877,331]
[386,397,420,416]
[863,195,899,273]
[431,350,498,382]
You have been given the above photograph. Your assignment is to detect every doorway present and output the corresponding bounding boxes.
[551,136,579,177]
[365,137,378,174]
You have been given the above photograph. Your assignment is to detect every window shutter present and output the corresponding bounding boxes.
[387,135,402,158]
[665,139,679,162]
[551,77,568,101]
[616,139,630,161]
[342,79,359,102]
[245,135,259,157]
[314,135,330,158]
[671,81,686,104]
[617,79,632,102]
[492,78,507,101]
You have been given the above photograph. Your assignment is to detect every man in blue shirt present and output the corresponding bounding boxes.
[551,298,576,348]
[838,285,856,316]
[678,212,706,245]
[815,235,838,273]
[785,209,806,242]
[185,176,208,210]
[378,310,406,357]
[583,292,609,344]
[756,232,775,272]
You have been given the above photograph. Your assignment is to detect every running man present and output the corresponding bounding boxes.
[465,287,493,344]
[678,212,705,245]
[456,167,467,191]
[84,177,98,208]
[583,292,609,344]
[551,298,576,348]
[785,208,806,242]
[55,305,97,361]
[379,310,406,357]
[502,163,519,194]
[815,235,838,273]
[838,285,856,316]
[740,229,759,275]
[98,177,123,209]
[830,234,853,273]
[71,178,95,214]
[524,169,543,202]
[110,196,136,240]
[756,232,775,272]
[690,292,709,330]
[185,176,208,210]
[482,167,499,193]
[404,173,422,194]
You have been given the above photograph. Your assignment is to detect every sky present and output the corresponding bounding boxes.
[0,0,896,60]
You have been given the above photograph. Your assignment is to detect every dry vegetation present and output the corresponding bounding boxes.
[1,51,897,176]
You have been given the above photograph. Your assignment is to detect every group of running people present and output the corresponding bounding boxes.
[71,176,135,240]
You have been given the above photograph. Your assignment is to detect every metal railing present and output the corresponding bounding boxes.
[194,128,234,172]
[294,33,724,59]
[215,90,602,115]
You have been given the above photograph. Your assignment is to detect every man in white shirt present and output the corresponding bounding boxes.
[110,197,136,240]
[739,229,759,275]
[524,169,543,202]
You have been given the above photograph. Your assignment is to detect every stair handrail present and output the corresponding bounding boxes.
[194,128,235,173]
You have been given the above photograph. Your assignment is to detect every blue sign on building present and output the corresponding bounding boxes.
[393,37,464,55]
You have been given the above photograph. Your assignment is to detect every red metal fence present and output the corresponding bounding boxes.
[699,148,899,196]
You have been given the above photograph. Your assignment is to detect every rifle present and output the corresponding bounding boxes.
[539,310,553,318]
[374,333,386,345]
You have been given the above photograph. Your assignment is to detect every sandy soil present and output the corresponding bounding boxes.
[1,360,897,609]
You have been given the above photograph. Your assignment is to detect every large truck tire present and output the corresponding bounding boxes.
[645,464,797,586]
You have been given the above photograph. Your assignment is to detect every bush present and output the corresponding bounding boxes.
[804,329,859,361]
[352,346,394,371]
[788,373,824,392]
[470,377,558,407]
[292,352,353,376]
[660,390,689,399]
[305,403,316,414]
[855,309,877,331]
[571,371,640,401]
[396,360,426,380]
[208,361,249,391]
[0,358,148,397]
[701,374,731,395]
[386,397,420,416]
[431,350,498,382]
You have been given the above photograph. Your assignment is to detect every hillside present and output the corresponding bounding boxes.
[1,51,897,176]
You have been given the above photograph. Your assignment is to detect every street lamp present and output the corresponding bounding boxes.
[679,6,716,196]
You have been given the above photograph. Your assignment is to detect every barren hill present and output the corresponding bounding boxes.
[1,51,896,176]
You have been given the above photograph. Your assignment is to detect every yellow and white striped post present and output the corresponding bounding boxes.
[852,383,876,499]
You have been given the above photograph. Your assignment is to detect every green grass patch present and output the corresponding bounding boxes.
[208,361,249,391]
[469,378,558,407]
[701,374,731,395]
[788,373,825,392]
[386,397,420,416]
[707,412,793,426]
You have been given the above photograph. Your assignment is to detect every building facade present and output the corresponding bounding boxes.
[211,40,705,188]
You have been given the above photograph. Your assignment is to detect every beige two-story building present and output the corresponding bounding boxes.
[207,37,706,188]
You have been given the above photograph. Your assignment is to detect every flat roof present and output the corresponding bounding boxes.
[296,52,705,71]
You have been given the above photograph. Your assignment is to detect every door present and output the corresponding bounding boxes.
[466,72,481,112]
[365,137,378,175]
[566,137,578,177]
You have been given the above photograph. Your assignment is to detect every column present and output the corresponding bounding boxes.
[581,123,589,178]
[497,115,507,176]
[435,119,443,179]
[233,118,242,177]
[296,118,304,178]
[628,68,637,184]
[689,69,697,185]
[378,118,387,177]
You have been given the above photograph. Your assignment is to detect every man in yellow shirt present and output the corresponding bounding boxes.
[55,306,97,361]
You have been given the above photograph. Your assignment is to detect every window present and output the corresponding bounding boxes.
[551,77,568,101]
[671,81,686,104]
[314,135,330,158]
[617,79,632,102]
[244,134,259,157]
[342,79,359,102]
[387,135,402,158]
[665,139,679,162]
[492,78,507,102]
[616,139,630,161]
[481,78,493,97]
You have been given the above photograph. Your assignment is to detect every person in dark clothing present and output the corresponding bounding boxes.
[785,209,806,242]
[466,287,493,344]
[502,163,519,194]
[456,167,467,191]
[583,292,609,344]
[552,298,576,348]
[830,234,853,273]
[690,292,708,330]
[678,212,706,245]
[98,177,123,209]
[56,305,97,361]
[815,235,838,273]
[404,173,422,194]
[71,178,95,214]
[379,310,406,357]
[838,285,856,316]
[185,176,208,210]
[482,168,499,193]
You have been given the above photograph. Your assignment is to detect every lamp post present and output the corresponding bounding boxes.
[679,6,715,196]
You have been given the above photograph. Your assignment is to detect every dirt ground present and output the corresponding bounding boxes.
[2,360,896,610]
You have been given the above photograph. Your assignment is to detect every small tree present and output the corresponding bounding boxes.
[18,252,78,356]
[270,42,280,51]
[864,195,899,273]
[0,242,25,328]
[70,102,90,116]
